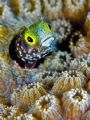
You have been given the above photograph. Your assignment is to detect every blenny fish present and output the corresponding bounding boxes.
[9,20,57,68]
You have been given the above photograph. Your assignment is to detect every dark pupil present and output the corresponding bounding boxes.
[48,24,51,29]
[27,36,33,42]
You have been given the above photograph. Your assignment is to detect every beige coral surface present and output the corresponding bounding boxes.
[0,0,90,120]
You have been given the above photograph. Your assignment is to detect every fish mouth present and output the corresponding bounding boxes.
[41,34,55,47]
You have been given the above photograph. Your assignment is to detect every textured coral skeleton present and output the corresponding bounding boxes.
[0,0,90,120]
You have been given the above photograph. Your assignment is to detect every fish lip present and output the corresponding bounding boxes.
[41,37,55,47]
[40,34,54,44]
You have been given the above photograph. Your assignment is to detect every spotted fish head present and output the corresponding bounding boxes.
[9,20,57,68]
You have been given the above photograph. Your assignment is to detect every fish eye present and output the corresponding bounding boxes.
[27,36,33,42]
[24,32,39,47]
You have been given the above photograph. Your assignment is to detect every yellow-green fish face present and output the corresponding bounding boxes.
[24,20,53,48]
[9,20,57,68]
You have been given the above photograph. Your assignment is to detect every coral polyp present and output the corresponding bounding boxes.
[69,31,90,57]
[63,0,89,23]
[20,0,41,21]
[70,54,90,79]
[32,94,63,120]
[9,0,41,22]
[42,0,63,20]
[52,70,87,96]
[11,82,46,108]
[39,51,71,72]
[62,88,90,120]
[51,19,72,43]
[79,61,90,79]
[0,105,25,120]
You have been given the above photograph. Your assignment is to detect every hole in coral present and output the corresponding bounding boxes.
[9,35,25,68]
[40,99,50,110]
[57,39,70,53]
[71,35,79,45]
[73,92,83,101]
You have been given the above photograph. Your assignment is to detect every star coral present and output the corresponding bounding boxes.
[0,0,90,120]
[42,0,63,20]
[70,54,90,79]
[32,94,63,120]
[51,19,72,43]
[39,51,71,72]
[17,0,41,22]
[62,88,90,120]
[63,0,89,23]
[70,55,87,70]
[11,82,46,109]
[52,70,87,96]
[69,31,90,57]
[0,105,25,120]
